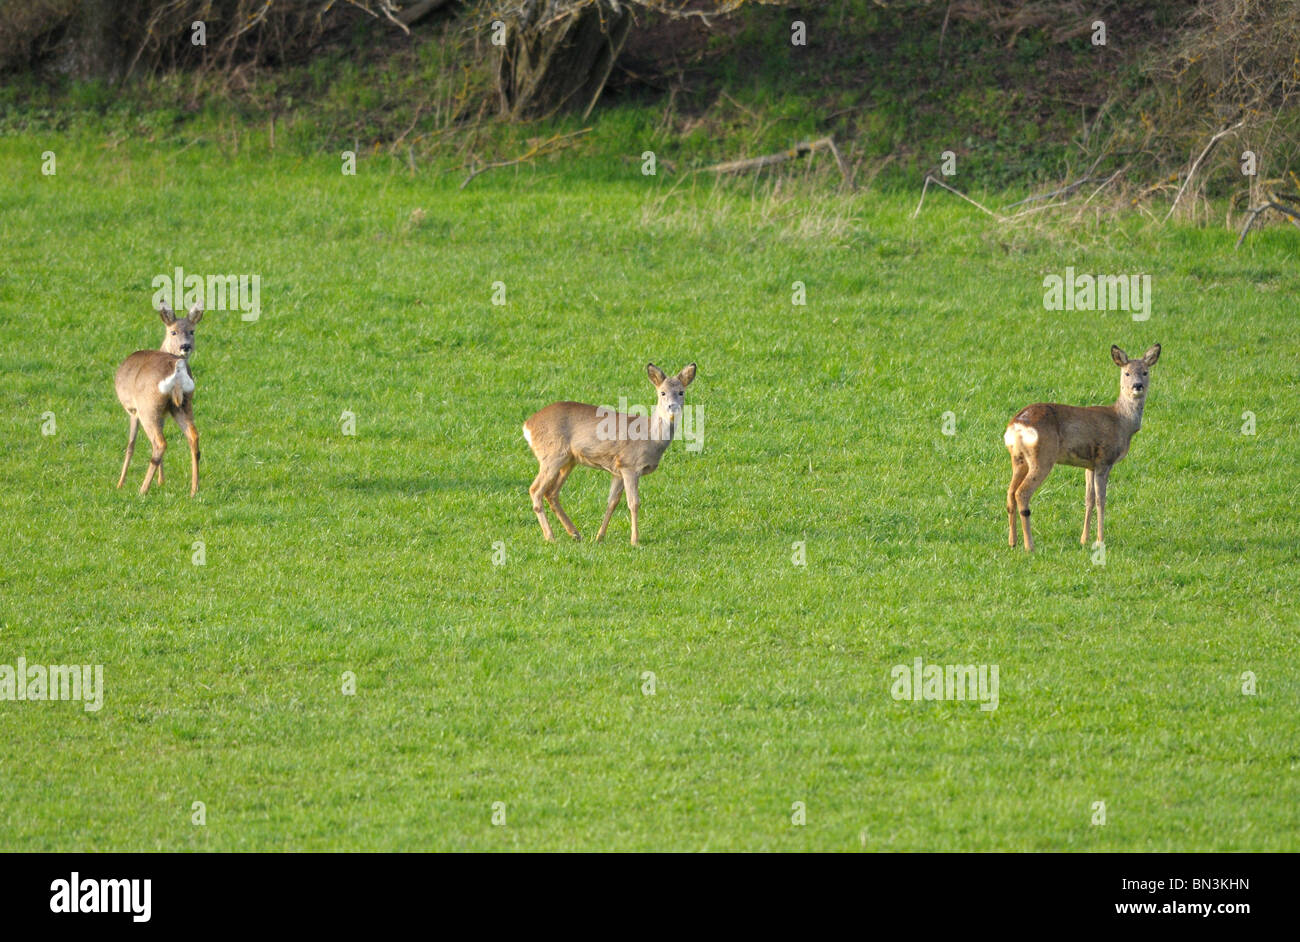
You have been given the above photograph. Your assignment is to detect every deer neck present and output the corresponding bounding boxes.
[1112,393,1145,436]
[646,411,676,455]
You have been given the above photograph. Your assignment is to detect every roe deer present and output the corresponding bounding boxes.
[114,303,203,496]
[523,363,697,546]
[1004,344,1160,551]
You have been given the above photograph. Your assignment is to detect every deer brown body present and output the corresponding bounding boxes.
[114,303,203,496]
[523,363,696,545]
[1004,344,1160,551]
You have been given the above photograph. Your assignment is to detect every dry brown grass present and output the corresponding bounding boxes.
[640,165,862,241]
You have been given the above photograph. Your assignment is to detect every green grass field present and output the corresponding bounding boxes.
[1,132,1297,851]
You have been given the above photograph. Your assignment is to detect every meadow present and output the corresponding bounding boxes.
[0,130,1297,851]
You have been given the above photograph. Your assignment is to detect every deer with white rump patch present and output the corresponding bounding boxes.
[114,303,203,496]
[1004,344,1160,551]
[523,363,696,546]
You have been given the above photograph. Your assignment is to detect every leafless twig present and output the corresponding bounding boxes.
[460,127,592,189]
[1165,119,1245,221]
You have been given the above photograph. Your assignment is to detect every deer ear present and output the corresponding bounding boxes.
[1111,345,1128,366]
[1142,343,1160,366]
[677,363,696,386]
[647,363,667,386]
[159,303,176,325]
[188,304,204,325]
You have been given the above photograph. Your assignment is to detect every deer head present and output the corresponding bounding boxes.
[647,362,696,431]
[159,303,203,358]
[1111,343,1160,403]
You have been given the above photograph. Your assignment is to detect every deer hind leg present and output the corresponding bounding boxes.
[545,461,580,540]
[117,413,140,488]
[529,462,563,542]
[1081,469,1096,545]
[137,407,168,495]
[1014,458,1051,553]
[1007,454,1028,546]
[170,400,200,497]
[595,475,624,543]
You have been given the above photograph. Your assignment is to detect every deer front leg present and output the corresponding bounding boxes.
[1081,469,1095,545]
[1094,466,1110,545]
[187,426,199,497]
[595,475,624,543]
[622,470,642,546]
[171,402,200,496]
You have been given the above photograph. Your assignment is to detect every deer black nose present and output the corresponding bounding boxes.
[181,344,193,353]
[1133,384,1143,392]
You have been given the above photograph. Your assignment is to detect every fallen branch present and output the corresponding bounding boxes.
[459,128,592,190]
[397,0,452,26]
[1235,200,1300,248]
[701,138,853,187]
[912,173,1005,221]
[1002,157,1105,211]
[1081,168,1125,205]
[1002,176,1092,211]
[1068,168,1126,221]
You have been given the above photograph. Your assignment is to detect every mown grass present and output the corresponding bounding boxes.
[0,132,1297,851]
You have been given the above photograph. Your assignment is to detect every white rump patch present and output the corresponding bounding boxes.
[158,361,195,396]
[522,424,532,446]
[1004,423,1038,448]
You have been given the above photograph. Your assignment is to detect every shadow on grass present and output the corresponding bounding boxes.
[329,473,520,494]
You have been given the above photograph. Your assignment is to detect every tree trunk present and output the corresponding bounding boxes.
[59,0,125,81]
[497,2,633,120]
